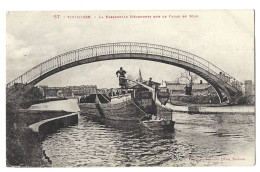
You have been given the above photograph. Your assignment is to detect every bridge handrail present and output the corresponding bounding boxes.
[6,42,242,91]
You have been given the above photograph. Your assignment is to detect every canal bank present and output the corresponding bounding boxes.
[6,101,79,167]
[165,103,255,114]
[20,97,67,109]
[29,112,78,141]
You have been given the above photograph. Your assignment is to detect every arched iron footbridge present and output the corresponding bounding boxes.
[7,42,243,103]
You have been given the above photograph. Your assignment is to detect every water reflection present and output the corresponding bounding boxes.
[43,115,180,167]
[37,100,254,167]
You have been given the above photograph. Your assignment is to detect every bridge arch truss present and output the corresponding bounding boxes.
[7,42,242,103]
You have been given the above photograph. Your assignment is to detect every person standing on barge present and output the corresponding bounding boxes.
[116,67,127,88]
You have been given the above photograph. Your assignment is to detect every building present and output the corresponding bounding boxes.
[109,88,131,96]
[38,86,74,98]
[62,87,73,97]
[69,85,97,96]
[39,86,61,98]
[244,80,255,96]
[56,87,73,98]
[165,81,216,95]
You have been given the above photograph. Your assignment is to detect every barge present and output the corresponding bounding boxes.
[78,77,175,130]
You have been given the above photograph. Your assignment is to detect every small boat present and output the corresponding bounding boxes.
[141,115,175,131]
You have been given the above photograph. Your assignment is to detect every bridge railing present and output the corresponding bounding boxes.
[6,42,242,91]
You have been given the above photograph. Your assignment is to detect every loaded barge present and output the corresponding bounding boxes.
[78,74,175,130]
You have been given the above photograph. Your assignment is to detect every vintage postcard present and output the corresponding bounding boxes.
[6,10,255,167]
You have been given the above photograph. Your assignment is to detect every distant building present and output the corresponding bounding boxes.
[62,87,73,97]
[165,81,216,95]
[69,85,97,96]
[109,88,131,96]
[56,87,73,98]
[40,87,61,98]
[38,85,97,97]
[244,80,254,96]
[38,86,73,98]
[159,80,168,92]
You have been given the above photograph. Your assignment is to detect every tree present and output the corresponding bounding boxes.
[174,73,181,83]
[179,70,199,85]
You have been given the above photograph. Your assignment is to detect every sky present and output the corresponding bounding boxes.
[6,10,255,88]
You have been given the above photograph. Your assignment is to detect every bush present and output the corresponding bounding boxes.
[170,95,220,104]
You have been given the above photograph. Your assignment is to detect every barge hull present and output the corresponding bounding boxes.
[78,99,173,121]
[78,99,145,121]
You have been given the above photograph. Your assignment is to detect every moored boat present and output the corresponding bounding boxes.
[141,115,175,131]
[78,73,175,130]
[78,93,147,121]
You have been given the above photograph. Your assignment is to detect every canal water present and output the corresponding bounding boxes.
[29,99,255,167]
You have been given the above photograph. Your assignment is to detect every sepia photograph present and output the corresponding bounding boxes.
[5,10,255,167]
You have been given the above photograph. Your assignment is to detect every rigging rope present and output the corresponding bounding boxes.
[96,90,110,102]
[127,98,149,116]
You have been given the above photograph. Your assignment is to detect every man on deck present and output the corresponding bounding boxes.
[116,67,127,88]
[148,77,153,87]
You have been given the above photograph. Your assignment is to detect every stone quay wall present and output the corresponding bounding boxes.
[29,112,78,141]
[7,108,78,167]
